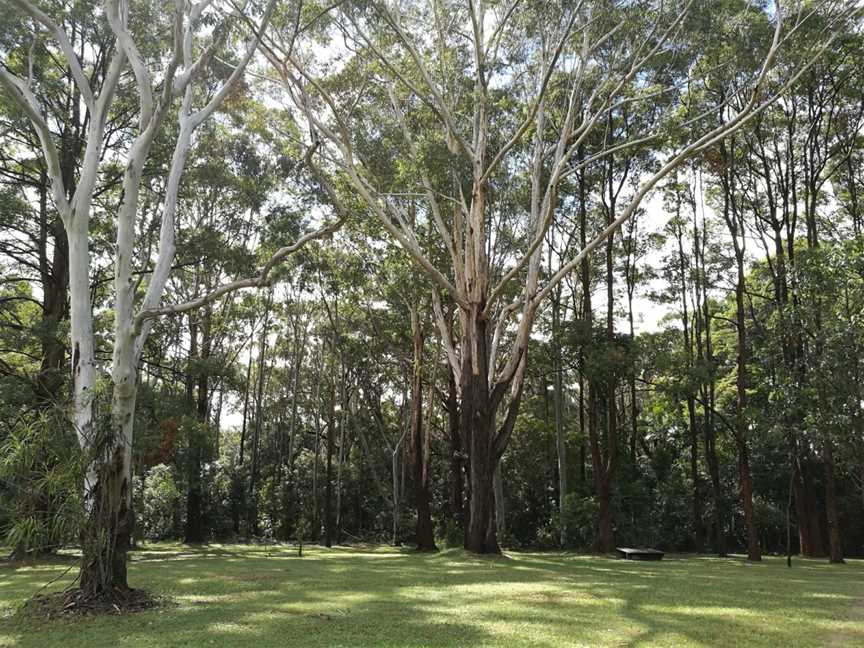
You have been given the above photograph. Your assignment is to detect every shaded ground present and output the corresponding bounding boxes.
[0,544,862,647]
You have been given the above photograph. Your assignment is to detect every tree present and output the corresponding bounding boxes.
[263,0,853,552]
[0,0,345,599]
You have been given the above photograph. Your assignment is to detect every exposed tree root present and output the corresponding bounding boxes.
[22,586,164,620]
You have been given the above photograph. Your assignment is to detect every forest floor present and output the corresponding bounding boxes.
[0,543,862,647]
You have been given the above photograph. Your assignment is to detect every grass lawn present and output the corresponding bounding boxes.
[0,544,862,647]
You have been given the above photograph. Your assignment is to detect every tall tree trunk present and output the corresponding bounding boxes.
[185,305,211,544]
[409,307,436,551]
[674,210,703,551]
[248,298,272,536]
[627,292,638,469]
[793,459,826,557]
[238,330,255,466]
[823,435,844,563]
[312,363,322,540]
[720,147,759,560]
[734,254,761,562]
[80,291,138,594]
[551,290,568,547]
[79,392,135,596]
[324,380,335,548]
[493,464,505,546]
[461,308,500,554]
[593,184,617,554]
[184,313,205,543]
[335,387,345,543]
[68,219,124,594]
[446,369,463,531]
[704,424,726,556]
[36,168,70,403]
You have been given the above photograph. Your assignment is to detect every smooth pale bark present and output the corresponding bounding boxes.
[0,0,300,596]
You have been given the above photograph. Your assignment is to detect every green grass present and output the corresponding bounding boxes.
[0,544,862,647]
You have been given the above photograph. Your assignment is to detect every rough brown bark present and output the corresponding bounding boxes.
[462,309,500,554]
[80,443,133,595]
[35,170,70,402]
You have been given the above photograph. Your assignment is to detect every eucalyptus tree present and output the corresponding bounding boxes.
[263,0,855,552]
[0,0,349,599]
[0,6,131,404]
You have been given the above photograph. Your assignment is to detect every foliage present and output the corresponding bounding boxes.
[0,412,81,559]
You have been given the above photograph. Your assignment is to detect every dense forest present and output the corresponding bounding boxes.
[1,0,863,609]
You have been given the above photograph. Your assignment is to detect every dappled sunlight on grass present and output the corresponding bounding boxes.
[0,544,861,647]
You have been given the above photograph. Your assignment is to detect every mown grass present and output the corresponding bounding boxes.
[0,543,862,647]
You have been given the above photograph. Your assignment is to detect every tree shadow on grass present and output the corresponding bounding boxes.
[0,548,862,647]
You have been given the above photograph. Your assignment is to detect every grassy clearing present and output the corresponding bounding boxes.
[0,544,862,647]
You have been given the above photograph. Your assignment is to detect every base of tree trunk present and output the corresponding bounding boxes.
[23,585,162,619]
[464,539,501,555]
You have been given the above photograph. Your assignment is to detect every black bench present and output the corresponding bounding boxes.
[616,547,664,561]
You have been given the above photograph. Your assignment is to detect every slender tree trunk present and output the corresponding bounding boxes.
[551,292,568,547]
[734,256,761,562]
[686,398,703,551]
[593,194,617,554]
[409,307,436,551]
[446,369,463,530]
[184,313,205,544]
[391,431,404,546]
[493,464,505,546]
[286,320,305,469]
[335,387,345,543]
[312,369,322,540]
[627,297,638,469]
[36,170,70,403]
[248,299,272,536]
[324,378,335,548]
[823,435,844,563]
[719,150,759,561]
[238,331,255,466]
[674,211,703,551]
[704,426,726,556]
